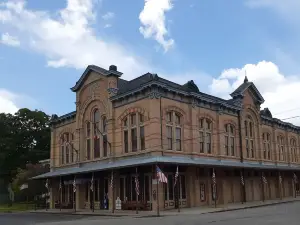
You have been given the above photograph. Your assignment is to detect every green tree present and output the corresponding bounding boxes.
[0,108,51,184]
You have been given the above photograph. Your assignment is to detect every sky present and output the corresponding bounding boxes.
[1,0,300,124]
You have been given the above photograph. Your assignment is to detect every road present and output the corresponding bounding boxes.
[1,201,299,225]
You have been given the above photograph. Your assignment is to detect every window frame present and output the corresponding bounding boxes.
[245,116,255,158]
[224,124,235,156]
[166,111,182,151]
[199,118,212,154]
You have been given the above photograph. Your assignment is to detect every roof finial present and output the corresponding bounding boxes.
[244,70,248,83]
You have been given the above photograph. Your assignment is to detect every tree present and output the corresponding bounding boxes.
[13,163,50,201]
[0,108,51,184]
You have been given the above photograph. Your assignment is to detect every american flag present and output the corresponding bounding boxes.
[279,173,282,184]
[73,177,76,193]
[240,171,245,186]
[59,178,62,190]
[90,174,94,192]
[262,173,267,184]
[212,169,216,186]
[156,166,168,183]
[135,175,140,196]
[45,179,49,190]
[293,173,298,183]
[110,171,114,188]
[174,166,179,187]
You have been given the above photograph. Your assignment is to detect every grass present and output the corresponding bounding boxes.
[0,202,35,212]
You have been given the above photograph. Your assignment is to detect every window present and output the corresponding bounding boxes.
[245,116,255,158]
[166,111,182,151]
[199,118,212,154]
[262,133,271,160]
[102,116,108,157]
[224,124,235,156]
[277,136,285,161]
[290,138,297,162]
[123,112,145,153]
[93,109,100,158]
[60,132,74,165]
[86,122,91,160]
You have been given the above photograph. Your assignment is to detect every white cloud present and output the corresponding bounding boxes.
[0,89,19,114]
[102,11,114,20]
[1,32,20,46]
[0,0,148,79]
[210,61,300,125]
[139,0,174,52]
[245,0,300,23]
[104,24,111,28]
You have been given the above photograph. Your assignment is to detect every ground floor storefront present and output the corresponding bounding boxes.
[46,165,300,212]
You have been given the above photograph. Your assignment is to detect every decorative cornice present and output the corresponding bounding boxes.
[148,91,161,99]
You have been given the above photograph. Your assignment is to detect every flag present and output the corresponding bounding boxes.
[90,174,94,192]
[279,174,282,184]
[73,177,76,193]
[240,171,245,186]
[59,178,62,190]
[45,179,49,190]
[262,173,267,184]
[212,169,216,186]
[293,173,298,183]
[156,165,168,183]
[135,175,140,196]
[20,183,28,191]
[174,166,179,187]
[110,171,114,189]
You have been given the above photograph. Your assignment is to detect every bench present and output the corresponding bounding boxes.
[122,201,147,210]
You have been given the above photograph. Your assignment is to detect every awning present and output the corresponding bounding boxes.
[32,155,300,180]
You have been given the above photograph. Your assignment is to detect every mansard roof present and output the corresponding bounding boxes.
[230,76,265,104]
[71,65,123,92]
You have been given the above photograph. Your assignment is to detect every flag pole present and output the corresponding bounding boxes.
[74,176,76,212]
[261,171,265,202]
[156,164,160,217]
[111,170,115,213]
[136,167,138,214]
[92,172,95,212]
[60,177,62,211]
[178,166,180,213]
[213,169,217,208]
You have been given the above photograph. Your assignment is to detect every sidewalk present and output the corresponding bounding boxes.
[29,197,300,218]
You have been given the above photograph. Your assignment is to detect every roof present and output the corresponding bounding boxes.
[32,155,300,179]
[71,65,123,92]
[230,76,265,104]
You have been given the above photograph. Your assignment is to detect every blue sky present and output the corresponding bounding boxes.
[1,0,300,124]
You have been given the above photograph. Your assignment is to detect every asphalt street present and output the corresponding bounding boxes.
[1,201,300,225]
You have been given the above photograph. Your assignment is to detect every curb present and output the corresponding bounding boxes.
[206,199,300,214]
[27,199,300,218]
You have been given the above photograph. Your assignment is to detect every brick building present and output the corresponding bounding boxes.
[34,64,300,211]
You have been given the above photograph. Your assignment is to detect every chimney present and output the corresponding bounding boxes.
[109,65,117,71]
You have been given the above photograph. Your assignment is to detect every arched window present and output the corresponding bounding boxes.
[277,135,285,161]
[262,133,271,160]
[60,132,74,165]
[123,112,145,153]
[199,118,212,154]
[93,109,100,158]
[290,138,297,162]
[166,111,182,151]
[245,115,255,158]
[224,124,235,156]
[86,121,91,160]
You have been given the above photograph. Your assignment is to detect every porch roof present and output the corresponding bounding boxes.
[32,155,300,179]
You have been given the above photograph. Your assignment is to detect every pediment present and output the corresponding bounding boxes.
[230,77,264,105]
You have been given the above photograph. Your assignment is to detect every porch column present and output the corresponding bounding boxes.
[76,183,85,210]
[49,186,55,209]
[108,171,119,212]
[151,178,165,212]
